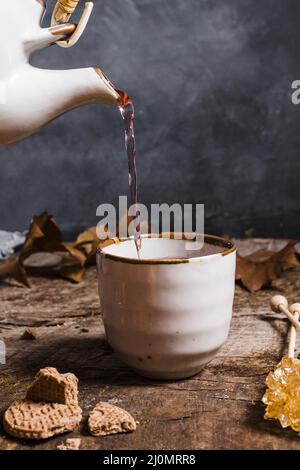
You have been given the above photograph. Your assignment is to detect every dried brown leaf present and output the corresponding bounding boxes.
[22,211,64,255]
[236,240,299,292]
[0,255,30,288]
[58,262,85,283]
[56,244,91,283]
[73,227,99,263]
[0,212,69,287]
[63,245,87,267]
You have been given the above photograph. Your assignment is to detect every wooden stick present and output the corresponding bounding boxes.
[288,304,300,358]
[270,296,300,331]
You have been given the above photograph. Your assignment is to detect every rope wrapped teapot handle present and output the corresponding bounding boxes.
[51,0,94,48]
[52,0,80,24]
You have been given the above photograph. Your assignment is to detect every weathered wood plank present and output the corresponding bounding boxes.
[1,240,300,450]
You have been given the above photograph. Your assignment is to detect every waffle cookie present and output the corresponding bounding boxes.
[88,402,137,437]
[3,400,82,440]
[26,367,78,406]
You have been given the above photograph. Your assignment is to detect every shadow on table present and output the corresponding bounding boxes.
[9,335,165,386]
[244,401,300,448]
[258,314,289,359]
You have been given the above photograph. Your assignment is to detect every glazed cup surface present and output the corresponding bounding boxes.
[97,234,236,380]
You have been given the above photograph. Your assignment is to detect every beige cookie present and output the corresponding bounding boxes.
[3,400,82,440]
[26,367,78,406]
[88,402,136,437]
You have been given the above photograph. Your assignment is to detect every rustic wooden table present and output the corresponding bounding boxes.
[1,239,300,450]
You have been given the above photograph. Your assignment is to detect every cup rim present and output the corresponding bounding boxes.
[97,233,236,265]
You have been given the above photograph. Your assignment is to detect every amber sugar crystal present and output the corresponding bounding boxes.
[263,357,300,431]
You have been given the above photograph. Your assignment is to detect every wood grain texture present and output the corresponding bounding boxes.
[1,239,300,450]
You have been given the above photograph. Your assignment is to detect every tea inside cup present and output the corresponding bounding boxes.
[100,233,233,262]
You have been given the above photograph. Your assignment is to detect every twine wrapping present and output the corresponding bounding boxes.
[53,0,80,23]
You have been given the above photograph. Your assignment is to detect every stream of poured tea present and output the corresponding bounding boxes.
[117,91,141,254]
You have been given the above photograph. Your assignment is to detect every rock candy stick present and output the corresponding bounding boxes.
[288,304,300,358]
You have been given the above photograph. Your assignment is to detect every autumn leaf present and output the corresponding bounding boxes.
[58,254,86,283]
[0,255,30,288]
[236,240,300,292]
[57,245,87,283]
[0,212,95,287]
[22,211,65,255]
[73,227,99,264]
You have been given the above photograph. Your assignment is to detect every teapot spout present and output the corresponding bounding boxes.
[43,66,122,107]
[0,65,122,146]
[93,68,122,106]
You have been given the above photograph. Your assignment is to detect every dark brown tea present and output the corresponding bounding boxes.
[157,241,227,260]
[116,92,229,262]
[118,91,141,254]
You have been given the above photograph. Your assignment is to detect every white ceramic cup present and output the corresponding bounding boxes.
[97,234,236,380]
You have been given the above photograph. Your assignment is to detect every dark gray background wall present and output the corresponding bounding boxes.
[1,0,300,238]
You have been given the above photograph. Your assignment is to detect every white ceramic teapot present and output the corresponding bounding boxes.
[0,0,121,146]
